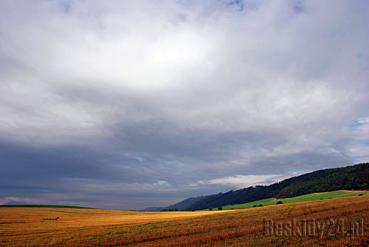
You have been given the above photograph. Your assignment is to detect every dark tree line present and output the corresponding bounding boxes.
[166,163,369,210]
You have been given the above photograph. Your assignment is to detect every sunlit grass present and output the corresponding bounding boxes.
[221,190,368,210]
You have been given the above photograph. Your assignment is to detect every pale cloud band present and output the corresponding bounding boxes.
[192,174,288,188]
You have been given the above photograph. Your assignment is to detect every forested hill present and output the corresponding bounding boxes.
[166,162,369,210]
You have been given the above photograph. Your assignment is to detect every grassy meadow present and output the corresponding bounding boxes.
[220,190,368,210]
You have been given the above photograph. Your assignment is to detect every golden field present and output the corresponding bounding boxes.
[1,195,369,246]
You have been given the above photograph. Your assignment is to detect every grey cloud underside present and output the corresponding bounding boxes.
[0,0,369,209]
[0,129,350,209]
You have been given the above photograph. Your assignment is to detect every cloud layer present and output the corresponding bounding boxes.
[0,0,368,209]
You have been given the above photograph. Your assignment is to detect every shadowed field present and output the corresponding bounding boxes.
[1,195,369,246]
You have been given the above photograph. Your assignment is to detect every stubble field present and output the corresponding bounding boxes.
[1,195,369,246]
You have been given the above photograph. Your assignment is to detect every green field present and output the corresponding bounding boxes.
[218,190,369,210]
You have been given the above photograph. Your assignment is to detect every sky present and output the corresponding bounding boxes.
[0,0,369,209]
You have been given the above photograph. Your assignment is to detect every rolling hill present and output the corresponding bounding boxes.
[165,162,369,210]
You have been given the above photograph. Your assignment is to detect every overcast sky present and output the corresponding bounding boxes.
[1,0,368,209]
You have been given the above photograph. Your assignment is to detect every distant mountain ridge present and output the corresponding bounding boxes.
[164,162,369,210]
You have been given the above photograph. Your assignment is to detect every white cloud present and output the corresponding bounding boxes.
[0,0,366,153]
[193,174,286,188]
[0,196,40,205]
[1,0,367,147]
[63,178,175,194]
[356,117,369,125]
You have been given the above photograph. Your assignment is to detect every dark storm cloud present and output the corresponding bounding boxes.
[0,0,369,208]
